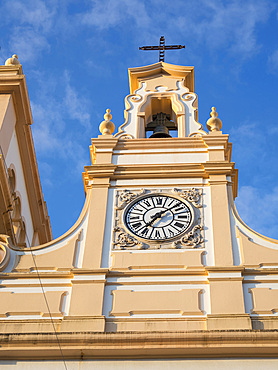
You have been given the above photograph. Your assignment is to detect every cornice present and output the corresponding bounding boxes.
[202,134,229,148]
[92,137,118,149]
[0,271,73,279]
[83,162,239,181]
[202,161,236,176]
[114,137,207,151]
[206,266,244,272]
[84,164,117,178]
[243,268,278,275]
[114,163,205,179]
[108,268,207,276]
[128,62,195,94]
[1,330,278,359]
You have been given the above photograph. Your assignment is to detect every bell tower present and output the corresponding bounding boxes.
[1,58,278,364]
[88,61,242,331]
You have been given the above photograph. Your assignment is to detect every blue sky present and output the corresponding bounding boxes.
[1,0,278,240]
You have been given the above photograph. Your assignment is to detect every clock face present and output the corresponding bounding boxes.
[124,194,193,241]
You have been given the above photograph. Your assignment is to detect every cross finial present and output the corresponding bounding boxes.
[139,36,185,62]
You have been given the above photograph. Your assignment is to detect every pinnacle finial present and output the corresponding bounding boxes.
[206,107,222,132]
[99,108,115,135]
[5,54,21,66]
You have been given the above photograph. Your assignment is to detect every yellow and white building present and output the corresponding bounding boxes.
[0,55,277,369]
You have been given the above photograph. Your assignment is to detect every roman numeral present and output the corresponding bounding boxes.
[132,222,143,230]
[167,199,175,207]
[141,199,151,208]
[164,226,177,238]
[173,221,184,229]
[129,216,140,220]
[169,229,175,237]
[173,205,185,213]
[154,197,163,205]
[140,228,149,236]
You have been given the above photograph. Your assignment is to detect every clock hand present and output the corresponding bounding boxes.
[145,210,166,227]
[150,210,164,219]
[145,203,183,228]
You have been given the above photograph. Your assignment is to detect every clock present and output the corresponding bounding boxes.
[123,193,193,241]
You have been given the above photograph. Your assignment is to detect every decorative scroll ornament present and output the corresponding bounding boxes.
[118,134,134,140]
[182,93,194,101]
[0,235,11,271]
[173,225,204,249]
[114,94,142,138]
[172,188,202,208]
[117,188,145,209]
[113,227,143,249]
[130,94,143,103]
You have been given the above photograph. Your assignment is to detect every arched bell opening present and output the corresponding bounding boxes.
[145,97,178,138]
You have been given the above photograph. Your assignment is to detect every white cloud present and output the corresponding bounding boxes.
[31,70,91,176]
[0,0,57,63]
[1,0,275,65]
[63,71,91,129]
[268,49,278,73]
[235,185,278,239]
[8,27,50,63]
[175,0,274,59]
[80,0,151,29]
[3,0,56,32]
[79,0,274,60]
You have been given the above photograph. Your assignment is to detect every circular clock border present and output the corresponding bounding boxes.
[122,192,195,243]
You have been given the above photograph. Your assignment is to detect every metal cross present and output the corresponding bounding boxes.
[139,36,185,62]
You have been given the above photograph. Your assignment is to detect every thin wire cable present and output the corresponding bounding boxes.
[0,145,68,370]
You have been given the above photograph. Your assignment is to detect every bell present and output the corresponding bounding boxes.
[146,112,176,139]
[149,123,171,138]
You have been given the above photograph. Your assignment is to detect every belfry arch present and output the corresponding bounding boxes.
[136,92,189,138]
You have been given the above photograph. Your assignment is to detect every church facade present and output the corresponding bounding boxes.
[0,55,278,368]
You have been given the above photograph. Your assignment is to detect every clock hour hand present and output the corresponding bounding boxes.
[145,210,165,227]
[145,209,169,227]
[150,210,165,219]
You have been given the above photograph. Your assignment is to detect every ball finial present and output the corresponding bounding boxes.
[99,108,115,135]
[206,106,222,132]
[5,54,21,66]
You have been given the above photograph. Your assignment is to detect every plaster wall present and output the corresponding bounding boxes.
[0,358,278,369]
[112,151,208,165]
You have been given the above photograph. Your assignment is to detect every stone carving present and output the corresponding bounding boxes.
[172,188,202,208]
[117,188,145,209]
[173,225,204,249]
[113,227,143,249]
[0,235,11,271]
[118,134,134,140]
[182,93,194,101]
